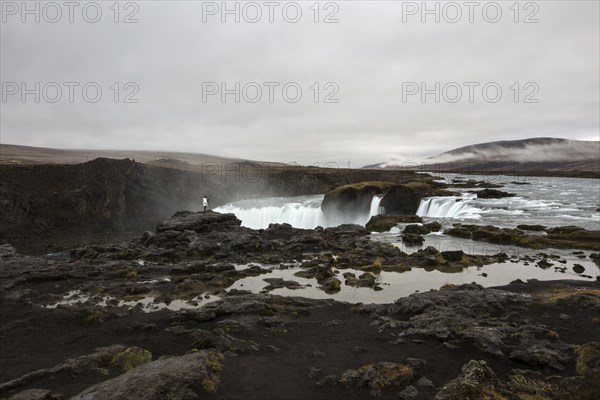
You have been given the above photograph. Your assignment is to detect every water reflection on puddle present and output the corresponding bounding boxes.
[44,290,220,313]
[227,260,598,304]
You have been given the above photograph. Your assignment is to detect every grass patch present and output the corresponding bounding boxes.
[124,270,138,281]
[508,375,560,400]
[372,257,382,270]
[86,309,105,322]
[536,289,600,304]
[205,352,225,372]
[202,376,220,394]
[326,181,395,195]
[111,347,152,371]
[575,343,600,375]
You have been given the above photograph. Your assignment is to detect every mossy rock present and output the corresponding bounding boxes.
[321,181,395,217]
[446,224,600,251]
[111,347,153,371]
[319,277,341,294]
[575,342,600,375]
[365,215,422,232]
[402,233,424,244]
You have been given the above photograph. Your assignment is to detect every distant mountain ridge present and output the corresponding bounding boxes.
[429,138,599,163]
[0,144,279,168]
[364,138,600,176]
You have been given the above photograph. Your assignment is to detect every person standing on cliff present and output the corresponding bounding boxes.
[203,196,209,213]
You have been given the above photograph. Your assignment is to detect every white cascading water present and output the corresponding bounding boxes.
[215,195,383,229]
[416,195,481,219]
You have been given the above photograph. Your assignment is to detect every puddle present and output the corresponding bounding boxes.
[138,277,171,285]
[43,290,220,313]
[226,260,598,304]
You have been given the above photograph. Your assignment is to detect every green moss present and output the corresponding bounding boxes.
[205,352,225,372]
[537,289,600,305]
[435,253,447,265]
[124,270,138,281]
[357,363,414,389]
[372,257,382,270]
[402,181,430,189]
[366,215,422,232]
[575,343,600,375]
[508,374,562,399]
[326,181,395,195]
[111,347,152,371]
[482,388,509,400]
[202,376,220,394]
[86,309,105,322]
[516,394,550,400]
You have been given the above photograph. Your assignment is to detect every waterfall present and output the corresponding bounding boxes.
[369,195,383,216]
[215,194,384,229]
[416,196,481,219]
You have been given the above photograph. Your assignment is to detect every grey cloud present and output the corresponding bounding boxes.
[1,1,598,166]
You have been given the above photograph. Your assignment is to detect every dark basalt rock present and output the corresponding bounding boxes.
[441,250,464,262]
[380,185,421,215]
[70,350,224,400]
[445,224,600,251]
[365,215,422,232]
[402,234,425,244]
[433,360,498,400]
[156,210,241,233]
[424,222,442,232]
[321,181,395,218]
[403,225,430,235]
[321,180,447,220]
[517,224,546,231]
[474,189,516,199]
[545,226,585,235]
[573,264,585,274]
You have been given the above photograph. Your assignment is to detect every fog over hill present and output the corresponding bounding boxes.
[429,138,600,163]
[365,138,600,174]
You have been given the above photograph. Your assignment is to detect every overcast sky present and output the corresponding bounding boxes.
[1,0,599,166]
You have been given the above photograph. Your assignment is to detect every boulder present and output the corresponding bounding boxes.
[0,243,17,258]
[321,182,394,218]
[319,277,342,294]
[335,362,414,396]
[156,211,241,234]
[441,250,464,262]
[424,222,442,232]
[474,189,516,199]
[573,264,585,274]
[403,225,430,235]
[402,234,424,245]
[380,185,421,215]
[434,360,499,400]
[321,181,427,219]
[70,351,224,400]
[365,215,422,232]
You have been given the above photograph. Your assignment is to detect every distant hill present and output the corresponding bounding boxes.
[0,144,279,168]
[364,138,600,176]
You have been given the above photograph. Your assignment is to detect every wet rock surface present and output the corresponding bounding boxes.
[446,223,600,251]
[365,215,423,232]
[2,210,600,399]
